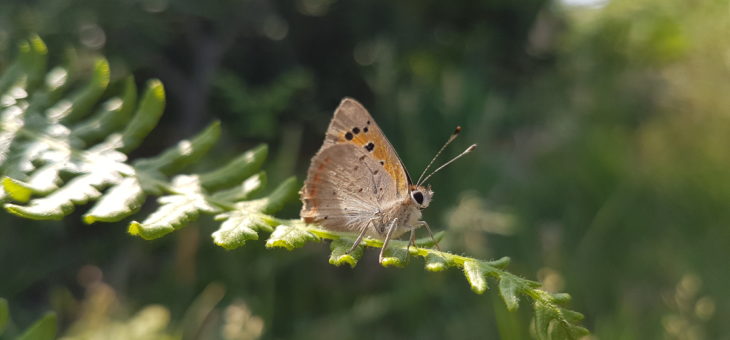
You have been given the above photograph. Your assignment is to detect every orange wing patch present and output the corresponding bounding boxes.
[342,125,407,189]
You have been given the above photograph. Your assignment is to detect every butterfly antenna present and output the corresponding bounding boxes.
[418,144,477,186]
[416,126,463,185]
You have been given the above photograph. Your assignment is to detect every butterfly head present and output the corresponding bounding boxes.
[410,185,433,209]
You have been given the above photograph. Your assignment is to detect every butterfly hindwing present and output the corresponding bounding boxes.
[301,143,398,233]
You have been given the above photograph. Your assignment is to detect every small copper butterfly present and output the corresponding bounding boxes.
[301,98,476,263]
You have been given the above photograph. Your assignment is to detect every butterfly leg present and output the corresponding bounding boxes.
[416,221,441,251]
[346,222,370,254]
[407,229,417,252]
[378,218,399,264]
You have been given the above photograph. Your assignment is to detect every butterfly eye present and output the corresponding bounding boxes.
[412,191,424,205]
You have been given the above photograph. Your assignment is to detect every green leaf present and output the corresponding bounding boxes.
[71,76,137,144]
[120,79,165,152]
[424,252,448,272]
[54,58,110,123]
[256,176,299,214]
[486,256,511,269]
[551,293,572,305]
[16,312,56,340]
[464,261,488,294]
[199,144,268,192]
[2,176,35,202]
[83,176,146,224]
[329,238,363,268]
[129,175,218,240]
[0,298,8,335]
[134,121,221,175]
[499,275,520,311]
[211,173,273,250]
[211,171,266,202]
[265,224,319,250]
[380,245,409,268]
[212,212,267,249]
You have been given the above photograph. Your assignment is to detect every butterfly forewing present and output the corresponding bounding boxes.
[322,98,411,196]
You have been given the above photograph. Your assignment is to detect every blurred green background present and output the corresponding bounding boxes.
[1,0,728,338]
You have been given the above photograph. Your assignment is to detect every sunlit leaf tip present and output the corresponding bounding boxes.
[328,238,363,268]
[463,261,488,294]
[380,247,409,268]
[424,252,448,272]
[128,220,173,240]
[2,176,33,202]
[92,58,111,88]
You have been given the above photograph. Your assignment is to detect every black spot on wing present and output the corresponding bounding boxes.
[364,142,375,152]
[345,132,353,140]
[352,127,360,134]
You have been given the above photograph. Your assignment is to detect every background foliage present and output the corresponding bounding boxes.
[0,0,728,339]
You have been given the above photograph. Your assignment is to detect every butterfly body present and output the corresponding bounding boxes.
[301,98,434,259]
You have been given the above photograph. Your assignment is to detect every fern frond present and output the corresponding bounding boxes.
[0,37,277,236]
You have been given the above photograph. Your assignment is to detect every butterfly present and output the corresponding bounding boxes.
[300,98,476,263]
